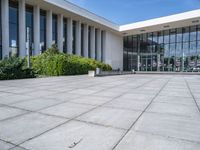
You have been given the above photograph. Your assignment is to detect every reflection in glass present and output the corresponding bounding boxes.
[40,10,46,52]
[123,25,200,72]
[9,0,19,56]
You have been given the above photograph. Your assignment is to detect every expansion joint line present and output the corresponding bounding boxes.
[112,77,171,150]
[184,77,200,113]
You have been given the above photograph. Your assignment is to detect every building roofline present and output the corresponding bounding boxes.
[44,0,120,31]
[120,9,200,32]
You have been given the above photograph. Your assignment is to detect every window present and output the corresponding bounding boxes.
[176,28,182,43]
[9,0,19,56]
[183,27,189,42]
[81,24,84,56]
[72,21,76,54]
[0,1,2,59]
[63,18,67,53]
[88,26,91,58]
[164,30,170,44]
[26,5,33,55]
[190,26,197,42]
[101,31,104,61]
[52,14,57,45]
[95,29,98,60]
[170,29,176,43]
[40,10,46,52]
[197,25,200,41]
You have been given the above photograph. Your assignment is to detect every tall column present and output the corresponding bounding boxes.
[46,10,52,48]
[90,26,95,59]
[1,0,9,58]
[33,5,40,55]
[19,0,26,57]
[67,18,72,54]
[57,14,63,52]
[75,21,81,56]
[83,24,88,58]
[97,29,101,61]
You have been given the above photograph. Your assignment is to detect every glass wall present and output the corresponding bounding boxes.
[63,18,67,53]
[101,31,104,62]
[26,5,33,56]
[9,0,19,57]
[123,25,200,72]
[0,1,2,59]
[95,29,97,60]
[52,14,57,45]
[81,24,84,56]
[88,26,91,58]
[40,10,46,53]
[72,21,76,54]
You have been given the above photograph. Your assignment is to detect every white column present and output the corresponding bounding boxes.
[67,18,72,54]
[90,26,95,59]
[97,29,102,61]
[33,5,40,55]
[57,14,63,52]
[19,0,26,57]
[75,21,81,56]
[46,10,52,48]
[83,24,88,58]
[1,0,9,58]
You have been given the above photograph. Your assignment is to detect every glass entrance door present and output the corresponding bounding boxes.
[140,55,153,71]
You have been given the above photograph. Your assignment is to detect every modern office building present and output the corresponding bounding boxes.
[0,0,200,72]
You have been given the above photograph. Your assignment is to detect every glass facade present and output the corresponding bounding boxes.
[40,10,46,52]
[63,18,67,53]
[123,25,200,72]
[9,0,19,56]
[52,14,57,45]
[26,5,33,56]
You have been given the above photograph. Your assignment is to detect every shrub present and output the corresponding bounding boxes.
[31,46,112,76]
[0,57,35,80]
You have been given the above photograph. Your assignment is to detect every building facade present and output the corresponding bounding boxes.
[0,0,200,72]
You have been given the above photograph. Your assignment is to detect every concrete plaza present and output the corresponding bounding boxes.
[0,74,200,150]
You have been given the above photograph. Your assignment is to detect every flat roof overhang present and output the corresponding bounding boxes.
[120,9,200,36]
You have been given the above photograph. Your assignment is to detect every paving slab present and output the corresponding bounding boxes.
[9,98,65,111]
[147,102,199,117]
[115,131,200,150]
[132,112,200,143]
[70,95,112,106]
[78,106,142,129]
[154,95,195,106]
[40,102,95,118]
[0,106,27,121]
[104,98,150,111]
[0,94,34,105]
[0,113,67,145]
[21,120,125,150]
[0,140,15,150]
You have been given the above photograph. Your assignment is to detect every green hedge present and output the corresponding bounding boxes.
[31,46,112,76]
[0,57,35,80]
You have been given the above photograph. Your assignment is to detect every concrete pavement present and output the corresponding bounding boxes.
[0,74,200,150]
